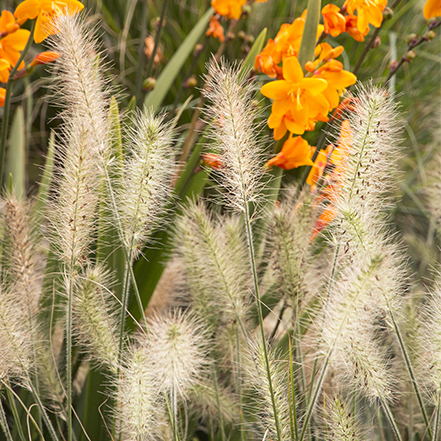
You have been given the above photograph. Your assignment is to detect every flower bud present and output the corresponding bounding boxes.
[405,33,417,44]
[372,36,381,49]
[143,77,156,91]
[388,60,398,71]
[237,30,246,40]
[193,43,204,58]
[404,50,417,61]
[226,31,235,40]
[382,7,393,20]
[246,34,255,45]
[305,61,316,72]
[183,75,197,89]
[30,51,60,68]
[424,30,436,40]
[242,4,251,15]
[5,22,20,35]
[202,153,223,170]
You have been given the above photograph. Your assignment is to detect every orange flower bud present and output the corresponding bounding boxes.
[202,153,223,170]
[4,22,20,35]
[30,51,60,67]
[206,16,225,42]
[305,61,316,72]
[0,87,5,107]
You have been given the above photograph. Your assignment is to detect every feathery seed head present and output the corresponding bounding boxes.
[119,108,176,259]
[72,266,119,371]
[116,346,163,441]
[203,59,267,213]
[144,311,209,400]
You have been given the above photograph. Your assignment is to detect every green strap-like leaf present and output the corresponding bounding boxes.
[297,0,322,69]
[5,106,25,199]
[144,8,214,112]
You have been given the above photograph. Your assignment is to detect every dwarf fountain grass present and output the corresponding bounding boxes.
[72,265,119,371]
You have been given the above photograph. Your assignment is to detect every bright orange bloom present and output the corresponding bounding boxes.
[0,87,5,106]
[211,0,246,20]
[424,0,441,19]
[30,50,59,67]
[14,0,84,44]
[261,56,329,138]
[265,136,314,170]
[310,120,352,239]
[254,39,282,78]
[0,10,30,81]
[312,44,357,110]
[344,14,369,41]
[322,4,346,37]
[206,16,225,42]
[344,0,387,33]
[307,146,331,188]
[202,153,223,170]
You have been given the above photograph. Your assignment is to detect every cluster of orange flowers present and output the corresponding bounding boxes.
[207,0,268,42]
[0,0,83,106]
[255,8,356,170]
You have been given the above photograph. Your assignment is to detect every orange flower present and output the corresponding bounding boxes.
[424,0,441,19]
[322,4,346,37]
[0,10,30,80]
[30,50,59,67]
[265,136,314,170]
[312,204,337,239]
[206,16,225,42]
[14,0,84,44]
[312,44,357,110]
[261,56,329,138]
[307,146,332,188]
[344,14,369,41]
[254,39,282,78]
[211,0,246,20]
[344,0,387,33]
[202,153,223,170]
[0,87,5,106]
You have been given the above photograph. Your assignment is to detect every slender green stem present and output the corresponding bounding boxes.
[388,310,432,439]
[433,392,441,441]
[213,368,226,441]
[145,0,168,79]
[382,401,403,441]
[135,0,149,102]
[0,398,13,441]
[0,22,35,189]
[243,204,283,441]
[66,264,75,441]
[288,338,298,441]
[5,387,26,441]
[236,328,247,441]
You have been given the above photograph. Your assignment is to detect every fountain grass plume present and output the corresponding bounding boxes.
[48,13,110,157]
[173,201,252,333]
[202,58,266,214]
[117,108,176,260]
[72,265,119,371]
[313,84,404,407]
[115,345,164,441]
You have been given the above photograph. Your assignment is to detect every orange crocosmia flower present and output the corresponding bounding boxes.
[211,0,246,20]
[0,87,6,106]
[321,4,346,37]
[344,0,387,33]
[202,153,223,170]
[14,0,84,44]
[255,39,282,78]
[265,136,314,170]
[261,56,329,137]
[0,58,10,82]
[424,0,441,19]
[312,44,357,110]
[206,16,225,42]
[306,146,333,188]
[0,11,30,76]
[30,50,59,67]
[344,14,369,41]
[311,203,337,239]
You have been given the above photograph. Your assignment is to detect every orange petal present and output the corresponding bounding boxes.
[261,80,291,100]
[282,56,304,83]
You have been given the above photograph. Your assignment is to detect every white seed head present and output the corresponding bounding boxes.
[118,109,176,259]
[72,266,119,371]
[203,58,267,213]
